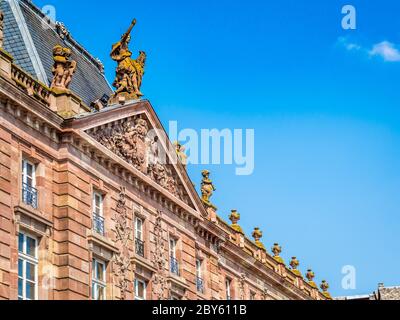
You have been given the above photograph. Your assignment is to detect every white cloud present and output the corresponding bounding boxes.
[337,37,362,51]
[369,41,400,62]
[337,37,400,63]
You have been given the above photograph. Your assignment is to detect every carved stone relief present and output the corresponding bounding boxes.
[87,116,187,201]
[239,273,247,300]
[151,210,167,300]
[112,187,132,300]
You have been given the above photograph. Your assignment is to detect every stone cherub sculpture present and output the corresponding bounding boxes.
[50,45,77,91]
[110,19,146,102]
[200,170,217,209]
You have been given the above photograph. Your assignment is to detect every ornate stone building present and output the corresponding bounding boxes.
[0,0,331,300]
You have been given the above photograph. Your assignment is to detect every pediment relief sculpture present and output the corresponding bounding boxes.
[87,116,187,201]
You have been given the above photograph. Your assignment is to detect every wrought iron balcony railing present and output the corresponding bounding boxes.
[93,213,105,236]
[135,238,145,257]
[22,183,38,209]
[196,277,204,293]
[170,256,180,276]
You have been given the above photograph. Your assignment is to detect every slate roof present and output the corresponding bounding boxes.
[1,0,112,107]
[1,0,36,76]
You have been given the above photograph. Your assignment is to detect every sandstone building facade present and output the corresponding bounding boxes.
[0,0,330,300]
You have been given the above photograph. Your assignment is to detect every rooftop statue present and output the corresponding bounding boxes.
[252,227,265,250]
[174,142,188,168]
[201,170,217,209]
[51,45,77,91]
[306,269,318,288]
[272,243,285,265]
[290,257,302,277]
[110,19,146,103]
[0,10,4,48]
[229,210,244,234]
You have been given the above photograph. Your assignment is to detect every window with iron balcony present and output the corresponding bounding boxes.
[169,238,180,276]
[196,259,204,293]
[92,191,105,236]
[135,217,145,257]
[21,159,38,209]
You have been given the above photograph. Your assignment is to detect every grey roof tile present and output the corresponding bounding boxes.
[2,0,113,107]
[2,0,36,76]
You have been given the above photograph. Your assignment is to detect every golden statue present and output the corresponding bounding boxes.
[201,170,217,209]
[320,280,332,299]
[271,243,285,264]
[228,210,243,234]
[290,257,302,277]
[173,142,188,168]
[51,45,77,91]
[110,19,146,102]
[306,269,317,288]
[252,227,265,250]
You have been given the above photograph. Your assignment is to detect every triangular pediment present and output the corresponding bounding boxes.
[76,100,205,214]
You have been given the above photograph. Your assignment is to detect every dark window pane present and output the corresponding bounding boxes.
[97,262,104,281]
[92,283,96,299]
[26,282,35,300]
[99,286,105,300]
[18,234,24,253]
[26,163,33,178]
[26,262,35,281]
[18,278,23,297]
[26,237,36,257]
[137,281,145,298]
[18,259,23,277]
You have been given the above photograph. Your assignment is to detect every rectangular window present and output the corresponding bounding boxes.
[135,217,145,257]
[21,159,38,209]
[196,259,204,293]
[93,192,103,216]
[92,258,106,300]
[169,238,176,258]
[169,238,179,276]
[18,233,38,300]
[135,279,146,300]
[225,278,232,300]
[92,192,105,236]
[135,217,143,241]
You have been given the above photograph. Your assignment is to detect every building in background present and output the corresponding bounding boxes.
[336,284,400,301]
[0,0,330,300]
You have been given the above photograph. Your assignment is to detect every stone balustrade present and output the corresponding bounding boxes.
[11,64,51,106]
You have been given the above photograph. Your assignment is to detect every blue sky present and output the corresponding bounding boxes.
[35,0,400,297]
